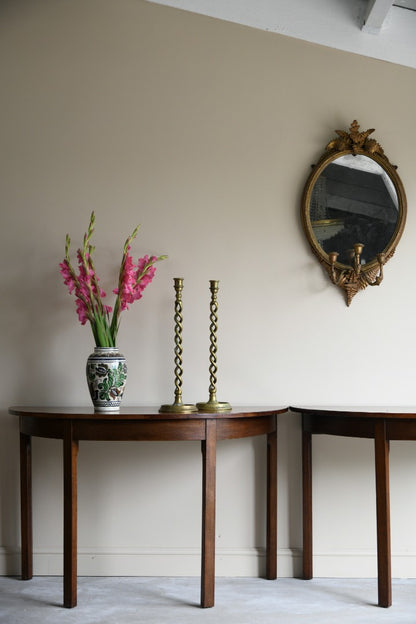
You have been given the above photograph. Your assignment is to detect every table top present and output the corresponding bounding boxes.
[13,405,416,420]
[10,405,288,421]
[290,406,416,419]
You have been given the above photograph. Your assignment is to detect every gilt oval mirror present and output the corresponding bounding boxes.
[301,121,406,305]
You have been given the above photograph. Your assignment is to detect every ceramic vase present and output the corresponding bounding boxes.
[86,347,127,412]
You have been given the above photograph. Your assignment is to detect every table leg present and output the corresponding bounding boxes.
[201,419,216,608]
[374,420,391,608]
[20,432,33,580]
[63,423,78,608]
[266,423,277,579]
[302,424,313,579]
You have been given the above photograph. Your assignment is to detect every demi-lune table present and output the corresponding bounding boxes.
[10,405,287,609]
[291,406,416,608]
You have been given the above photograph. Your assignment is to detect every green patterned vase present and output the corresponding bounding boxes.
[86,347,127,412]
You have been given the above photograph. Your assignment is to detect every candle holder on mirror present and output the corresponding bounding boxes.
[328,243,385,307]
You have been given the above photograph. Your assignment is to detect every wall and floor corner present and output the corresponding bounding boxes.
[1,0,416,579]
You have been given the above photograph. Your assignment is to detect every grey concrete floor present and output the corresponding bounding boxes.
[1,576,416,623]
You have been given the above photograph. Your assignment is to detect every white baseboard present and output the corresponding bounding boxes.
[0,546,301,577]
[2,546,416,578]
[313,550,416,578]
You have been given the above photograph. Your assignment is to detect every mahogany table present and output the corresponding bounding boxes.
[291,406,416,608]
[10,405,286,609]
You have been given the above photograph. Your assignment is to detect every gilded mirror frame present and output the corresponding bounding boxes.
[301,120,407,305]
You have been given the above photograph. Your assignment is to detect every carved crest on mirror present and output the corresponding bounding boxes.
[301,121,406,305]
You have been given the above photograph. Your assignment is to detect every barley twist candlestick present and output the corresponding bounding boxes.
[197,280,231,413]
[159,278,197,413]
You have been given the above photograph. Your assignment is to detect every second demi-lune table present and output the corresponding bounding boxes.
[10,405,287,609]
[291,405,416,608]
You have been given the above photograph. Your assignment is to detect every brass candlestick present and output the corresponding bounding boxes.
[160,278,197,413]
[197,280,231,413]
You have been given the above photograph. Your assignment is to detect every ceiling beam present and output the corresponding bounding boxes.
[362,0,394,33]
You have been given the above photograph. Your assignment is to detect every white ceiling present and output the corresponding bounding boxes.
[146,0,416,69]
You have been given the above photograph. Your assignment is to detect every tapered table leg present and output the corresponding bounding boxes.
[63,423,78,608]
[266,423,277,579]
[374,420,391,608]
[201,419,216,608]
[20,432,33,580]
[302,422,313,579]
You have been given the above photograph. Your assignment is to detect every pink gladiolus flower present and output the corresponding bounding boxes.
[59,260,77,294]
[75,298,89,325]
[114,253,159,311]
[60,212,166,347]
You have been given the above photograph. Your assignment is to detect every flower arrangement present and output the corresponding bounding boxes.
[60,212,166,348]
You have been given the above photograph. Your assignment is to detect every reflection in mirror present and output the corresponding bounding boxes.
[301,121,406,305]
[310,155,398,266]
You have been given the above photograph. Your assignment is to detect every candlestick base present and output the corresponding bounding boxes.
[159,402,198,414]
[196,400,232,413]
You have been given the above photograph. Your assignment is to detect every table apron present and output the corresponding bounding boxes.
[387,420,416,440]
[20,415,65,439]
[216,415,276,440]
[20,415,277,442]
[302,414,376,438]
[303,413,416,441]
[74,419,207,441]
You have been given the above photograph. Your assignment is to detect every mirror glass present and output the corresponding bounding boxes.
[309,154,399,266]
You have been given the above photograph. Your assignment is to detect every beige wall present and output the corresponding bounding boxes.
[1,0,416,577]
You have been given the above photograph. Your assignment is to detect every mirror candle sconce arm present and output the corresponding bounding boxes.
[328,245,385,294]
[301,120,406,306]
